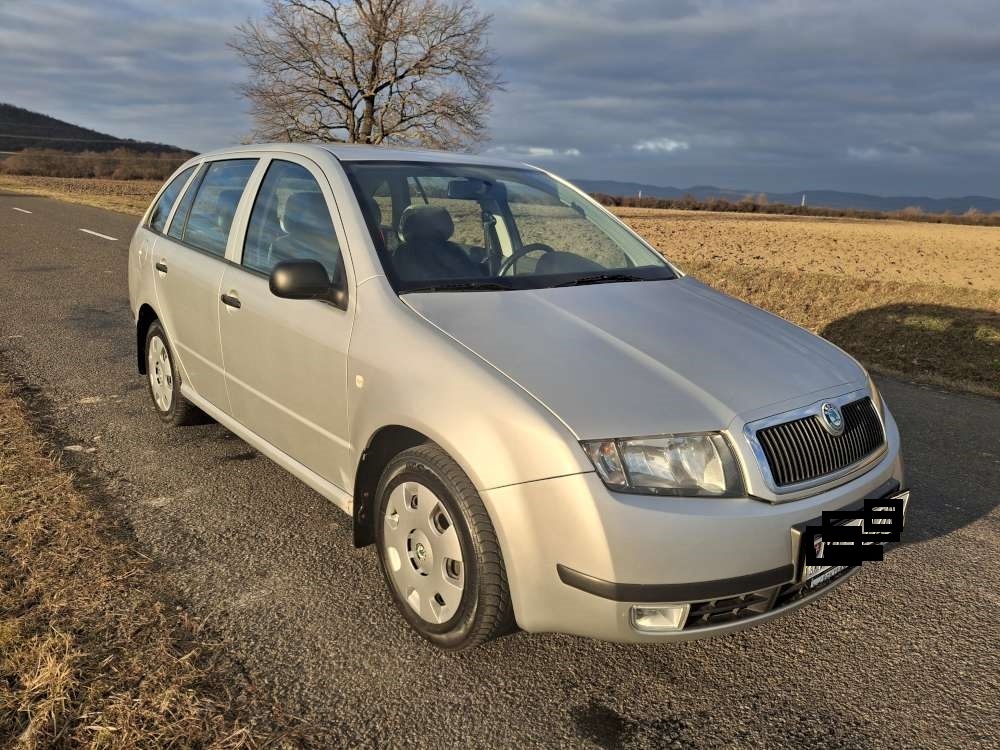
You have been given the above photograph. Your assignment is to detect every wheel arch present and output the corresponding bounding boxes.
[136,303,158,374]
[352,425,431,548]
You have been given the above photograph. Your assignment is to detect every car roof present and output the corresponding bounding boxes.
[192,142,535,170]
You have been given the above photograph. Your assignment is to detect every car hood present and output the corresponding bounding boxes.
[403,277,866,439]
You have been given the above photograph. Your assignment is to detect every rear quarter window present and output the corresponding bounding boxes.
[147,165,196,234]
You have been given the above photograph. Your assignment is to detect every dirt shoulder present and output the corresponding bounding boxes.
[0,378,314,748]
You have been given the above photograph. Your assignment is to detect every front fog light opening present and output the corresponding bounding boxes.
[630,604,690,633]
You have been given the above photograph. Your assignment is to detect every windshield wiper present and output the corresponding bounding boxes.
[401,280,512,293]
[554,273,650,287]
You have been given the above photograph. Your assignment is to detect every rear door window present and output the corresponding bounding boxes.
[242,160,344,279]
[148,165,195,233]
[168,159,257,257]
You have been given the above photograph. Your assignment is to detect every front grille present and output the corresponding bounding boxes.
[755,397,885,488]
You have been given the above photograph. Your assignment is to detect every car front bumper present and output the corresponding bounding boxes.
[481,427,908,643]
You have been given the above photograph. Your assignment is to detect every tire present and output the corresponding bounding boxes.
[374,443,515,650]
[144,320,205,426]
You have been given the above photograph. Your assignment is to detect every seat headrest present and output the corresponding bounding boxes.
[400,205,454,243]
[215,189,243,228]
[363,196,382,227]
[282,192,330,236]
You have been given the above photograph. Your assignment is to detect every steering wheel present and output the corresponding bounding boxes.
[498,243,557,276]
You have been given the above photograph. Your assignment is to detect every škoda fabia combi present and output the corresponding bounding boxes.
[129,144,909,650]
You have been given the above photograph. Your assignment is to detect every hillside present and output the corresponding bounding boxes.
[574,178,1000,215]
[0,103,192,155]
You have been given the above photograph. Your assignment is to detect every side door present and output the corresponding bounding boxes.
[154,158,258,412]
[219,155,355,490]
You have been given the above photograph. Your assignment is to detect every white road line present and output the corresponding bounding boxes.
[79,228,118,241]
[11,207,32,214]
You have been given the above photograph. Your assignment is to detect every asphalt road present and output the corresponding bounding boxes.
[1,191,998,749]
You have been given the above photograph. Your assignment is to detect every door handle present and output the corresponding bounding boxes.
[220,293,242,309]
[155,261,168,273]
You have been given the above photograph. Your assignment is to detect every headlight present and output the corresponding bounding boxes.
[868,375,886,417]
[581,433,743,497]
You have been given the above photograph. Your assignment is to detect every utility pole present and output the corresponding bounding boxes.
[801,193,807,207]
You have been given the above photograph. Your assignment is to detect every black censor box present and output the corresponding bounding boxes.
[803,498,905,567]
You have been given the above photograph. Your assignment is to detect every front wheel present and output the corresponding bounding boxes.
[374,444,515,650]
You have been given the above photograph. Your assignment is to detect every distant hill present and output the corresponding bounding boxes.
[0,103,192,155]
[574,178,1000,215]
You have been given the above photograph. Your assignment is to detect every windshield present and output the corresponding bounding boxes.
[342,161,676,292]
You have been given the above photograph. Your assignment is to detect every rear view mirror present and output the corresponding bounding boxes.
[270,260,340,304]
[447,179,507,201]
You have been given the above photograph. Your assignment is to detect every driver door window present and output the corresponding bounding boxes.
[242,160,344,280]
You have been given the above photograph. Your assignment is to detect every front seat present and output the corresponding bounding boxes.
[270,192,340,274]
[394,205,483,281]
[215,189,243,232]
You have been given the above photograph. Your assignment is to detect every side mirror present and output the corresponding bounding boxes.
[269,260,345,307]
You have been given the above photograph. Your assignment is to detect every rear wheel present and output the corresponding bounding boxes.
[145,321,204,426]
[374,443,515,650]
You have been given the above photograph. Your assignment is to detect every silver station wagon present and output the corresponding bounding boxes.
[129,144,909,650]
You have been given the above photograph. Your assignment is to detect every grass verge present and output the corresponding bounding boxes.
[689,261,999,398]
[0,175,159,215]
[0,380,312,748]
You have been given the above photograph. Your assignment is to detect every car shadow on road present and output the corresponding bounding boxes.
[821,303,999,545]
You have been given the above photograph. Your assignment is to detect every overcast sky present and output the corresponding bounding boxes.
[1,0,998,196]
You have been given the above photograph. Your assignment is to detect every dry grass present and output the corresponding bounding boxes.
[1,175,995,396]
[0,175,160,215]
[595,192,1000,228]
[686,261,999,398]
[0,381,313,748]
[616,208,1000,291]
[0,149,192,182]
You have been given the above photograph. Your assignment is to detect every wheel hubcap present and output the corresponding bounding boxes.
[383,482,465,624]
[147,335,173,412]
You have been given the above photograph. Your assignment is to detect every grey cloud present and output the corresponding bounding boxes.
[0,0,257,150]
[0,0,997,195]
[479,0,1000,195]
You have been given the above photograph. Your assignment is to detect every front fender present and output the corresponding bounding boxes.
[347,278,591,493]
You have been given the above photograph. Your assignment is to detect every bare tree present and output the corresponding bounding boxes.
[231,0,499,149]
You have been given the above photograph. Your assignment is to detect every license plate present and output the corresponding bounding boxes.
[799,491,909,588]
[802,518,862,588]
